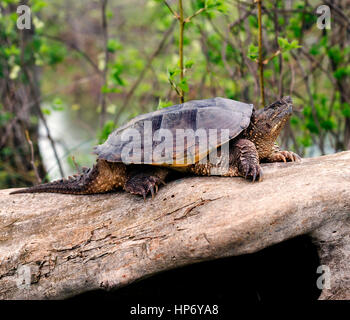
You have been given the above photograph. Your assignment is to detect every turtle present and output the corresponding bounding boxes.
[11,96,301,199]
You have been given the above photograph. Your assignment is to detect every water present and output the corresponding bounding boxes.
[38,107,97,180]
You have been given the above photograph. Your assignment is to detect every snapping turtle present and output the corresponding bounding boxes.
[11,96,300,199]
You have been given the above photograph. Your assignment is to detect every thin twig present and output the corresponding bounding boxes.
[71,155,81,174]
[164,0,180,19]
[22,68,65,178]
[40,34,101,74]
[168,78,181,96]
[229,7,255,30]
[99,0,109,129]
[25,130,42,183]
[178,0,185,103]
[185,7,206,22]
[256,0,265,107]
[262,50,281,65]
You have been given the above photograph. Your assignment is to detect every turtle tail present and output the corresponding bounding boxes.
[10,160,127,195]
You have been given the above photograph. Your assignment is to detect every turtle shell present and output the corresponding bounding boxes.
[94,97,253,167]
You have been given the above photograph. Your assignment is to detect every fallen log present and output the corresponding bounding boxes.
[1,151,350,300]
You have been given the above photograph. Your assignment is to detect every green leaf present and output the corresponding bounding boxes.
[98,121,117,144]
[101,85,121,94]
[321,119,335,130]
[247,44,258,61]
[157,99,173,109]
[107,39,122,53]
[167,67,180,79]
[178,78,189,92]
[298,134,312,148]
[206,0,228,13]
[290,116,300,126]
[52,98,64,111]
[42,108,51,115]
[110,63,125,86]
[185,59,194,69]
[328,46,342,65]
[341,103,350,117]
[309,44,320,56]
[248,15,258,29]
[333,66,350,80]
[106,9,114,19]
[280,38,291,48]
[32,0,47,12]
[306,120,319,134]
[278,37,301,52]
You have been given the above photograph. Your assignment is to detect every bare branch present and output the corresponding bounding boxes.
[24,130,42,183]
[163,0,180,19]
[185,7,206,23]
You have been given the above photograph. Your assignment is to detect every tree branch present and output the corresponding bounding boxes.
[1,152,350,299]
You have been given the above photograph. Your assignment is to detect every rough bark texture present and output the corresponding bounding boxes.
[1,151,350,300]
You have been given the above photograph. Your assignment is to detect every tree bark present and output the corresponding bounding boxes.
[1,151,350,300]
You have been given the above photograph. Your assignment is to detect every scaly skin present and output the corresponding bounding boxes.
[10,160,127,195]
[188,96,300,182]
[11,96,301,199]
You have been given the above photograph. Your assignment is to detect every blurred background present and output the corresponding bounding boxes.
[0,0,349,189]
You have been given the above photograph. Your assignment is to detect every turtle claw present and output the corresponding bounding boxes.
[150,185,155,199]
[267,150,301,163]
[251,167,257,182]
[240,161,263,182]
[258,167,264,182]
[124,174,164,200]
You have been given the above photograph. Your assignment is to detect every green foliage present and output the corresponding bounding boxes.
[277,37,302,52]
[247,44,258,61]
[333,66,350,80]
[97,120,117,144]
[157,99,173,109]
[205,0,228,13]
[107,39,122,53]
[0,105,13,126]
[178,77,189,92]
[110,61,125,86]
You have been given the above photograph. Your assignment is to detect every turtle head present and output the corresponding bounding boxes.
[247,96,293,156]
[254,96,293,136]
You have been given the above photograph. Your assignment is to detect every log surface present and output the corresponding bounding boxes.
[1,151,350,299]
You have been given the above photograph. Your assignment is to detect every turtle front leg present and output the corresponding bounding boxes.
[263,144,301,163]
[231,139,263,182]
[189,139,263,182]
[124,166,169,200]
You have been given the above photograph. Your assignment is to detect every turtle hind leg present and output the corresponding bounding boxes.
[124,166,169,200]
